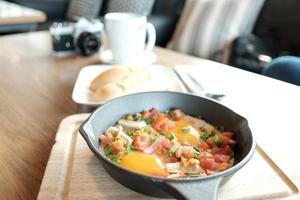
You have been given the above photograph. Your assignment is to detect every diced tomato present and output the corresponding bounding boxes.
[198,141,209,150]
[155,148,163,155]
[214,154,231,163]
[152,171,170,177]
[111,140,124,152]
[152,116,168,131]
[167,120,175,130]
[222,131,234,139]
[211,145,233,155]
[134,135,151,151]
[142,111,151,118]
[150,108,160,117]
[100,137,111,147]
[220,135,236,145]
[200,158,215,170]
[220,135,231,145]
[207,137,216,146]
[166,156,178,163]
[152,116,174,132]
[162,138,171,151]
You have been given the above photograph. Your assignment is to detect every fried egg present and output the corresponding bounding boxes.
[171,121,200,145]
[120,151,164,175]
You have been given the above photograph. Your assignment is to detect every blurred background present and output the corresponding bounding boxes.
[1,0,300,79]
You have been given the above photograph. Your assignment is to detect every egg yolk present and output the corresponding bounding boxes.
[171,121,199,145]
[120,152,165,175]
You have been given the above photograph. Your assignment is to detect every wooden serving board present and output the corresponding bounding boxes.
[37,114,298,200]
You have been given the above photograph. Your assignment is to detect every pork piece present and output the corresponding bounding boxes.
[166,162,182,173]
[117,129,133,146]
[182,158,204,174]
[143,136,166,154]
[100,132,114,147]
[183,116,218,133]
[118,119,146,129]
[175,146,195,159]
[103,125,133,146]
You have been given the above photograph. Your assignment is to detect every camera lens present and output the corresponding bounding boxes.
[77,32,101,56]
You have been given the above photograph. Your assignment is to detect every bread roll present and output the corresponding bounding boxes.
[89,67,129,91]
[92,82,124,101]
[90,66,155,101]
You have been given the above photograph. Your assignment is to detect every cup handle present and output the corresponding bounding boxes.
[145,22,156,52]
[162,177,222,200]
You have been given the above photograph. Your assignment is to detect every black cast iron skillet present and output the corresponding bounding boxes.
[79,91,256,200]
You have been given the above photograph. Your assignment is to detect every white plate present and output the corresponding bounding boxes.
[99,49,157,65]
[72,65,186,106]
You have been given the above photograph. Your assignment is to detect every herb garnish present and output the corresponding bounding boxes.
[104,146,113,156]
[169,145,180,156]
[169,133,175,140]
[144,118,153,125]
[200,132,210,141]
[214,134,223,147]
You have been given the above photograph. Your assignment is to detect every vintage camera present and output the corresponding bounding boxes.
[50,18,103,56]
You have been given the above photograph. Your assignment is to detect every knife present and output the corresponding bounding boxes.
[173,68,225,101]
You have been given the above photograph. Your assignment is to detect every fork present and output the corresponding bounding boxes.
[173,69,226,101]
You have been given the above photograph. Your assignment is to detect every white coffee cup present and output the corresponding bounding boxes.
[104,12,156,65]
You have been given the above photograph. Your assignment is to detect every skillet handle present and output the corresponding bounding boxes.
[163,177,222,200]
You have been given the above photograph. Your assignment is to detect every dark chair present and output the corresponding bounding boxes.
[228,0,300,73]
[7,0,185,47]
[262,56,300,86]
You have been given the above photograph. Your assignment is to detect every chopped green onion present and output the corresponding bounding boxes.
[214,134,223,147]
[193,146,200,156]
[111,154,122,163]
[125,114,134,121]
[159,131,165,136]
[144,125,151,133]
[168,111,177,120]
[209,131,216,137]
[144,118,153,125]
[152,134,165,142]
[151,134,160,142]
[181,126,191,133]
[104,146,113,156]
[169,133,175,140]
[125,146,135,153]
[125,130,134,137]
[219,126,225,132]
[134,114,142,121]
[200,132,210,141]
[169,144,180,156]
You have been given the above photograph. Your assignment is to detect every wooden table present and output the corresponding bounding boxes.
[1,31,300,200]
[0,31,208,200]
[0,0,46,25]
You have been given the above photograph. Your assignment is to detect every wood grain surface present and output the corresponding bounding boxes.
[37,114,297,200]
[0,31,205,200]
